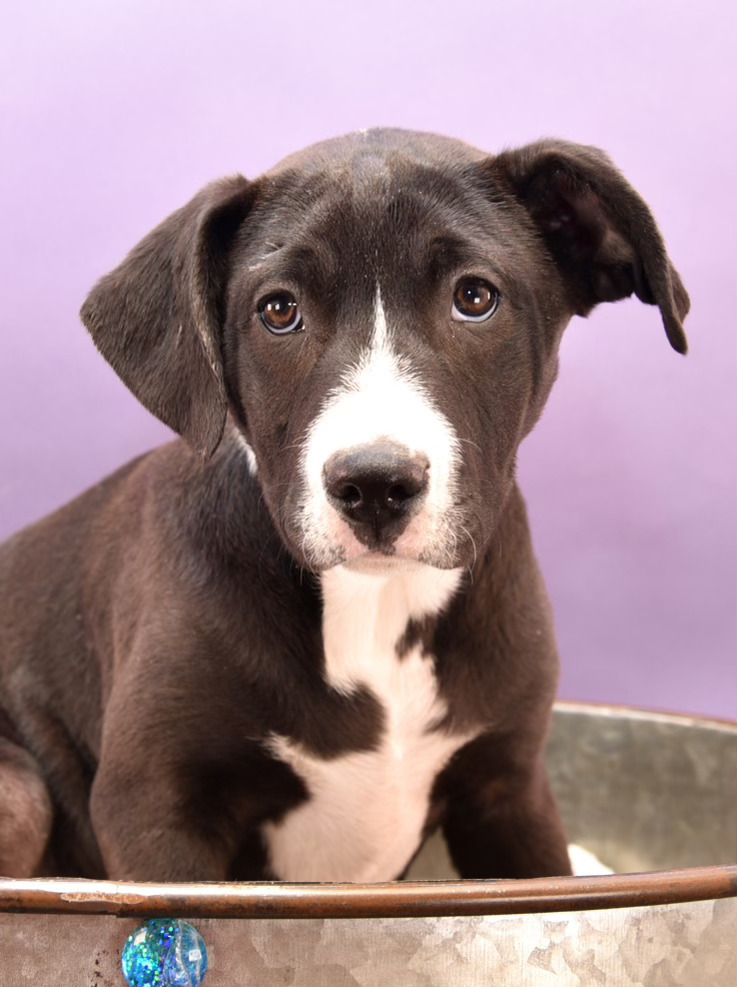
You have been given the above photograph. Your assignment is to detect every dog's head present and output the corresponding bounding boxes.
[81,129,689,572]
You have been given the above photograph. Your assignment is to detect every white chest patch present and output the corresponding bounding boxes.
[262,563,475,883]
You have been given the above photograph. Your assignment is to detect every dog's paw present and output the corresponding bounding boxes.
[567,843,614,875]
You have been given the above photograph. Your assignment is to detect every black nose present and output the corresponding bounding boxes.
[323,444,429,546]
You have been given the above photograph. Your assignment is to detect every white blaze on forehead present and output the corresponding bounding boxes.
[372,286,390,349]
[299,289,461,566]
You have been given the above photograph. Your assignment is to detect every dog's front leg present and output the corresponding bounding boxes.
[88,682,272,882]
[90,760,234,882]
[439,734,572,880]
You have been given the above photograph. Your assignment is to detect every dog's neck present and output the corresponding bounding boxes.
[320,562,462,694]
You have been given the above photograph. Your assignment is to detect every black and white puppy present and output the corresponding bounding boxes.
[0,129,688,882]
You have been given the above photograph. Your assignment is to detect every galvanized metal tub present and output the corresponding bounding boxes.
[1,702,735,986]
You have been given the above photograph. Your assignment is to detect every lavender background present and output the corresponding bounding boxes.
[1,1,734,718]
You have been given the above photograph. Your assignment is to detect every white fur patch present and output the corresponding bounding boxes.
[568,843,614,876]
[231,427,258,475]
[298,290,461,569]
[263,563,472,883]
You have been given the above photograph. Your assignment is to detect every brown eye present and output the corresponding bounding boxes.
[451,278,500,323]
[258,292,303,334]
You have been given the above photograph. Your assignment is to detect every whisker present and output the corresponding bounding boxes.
[458,523,478,570]
[457,436,484,455]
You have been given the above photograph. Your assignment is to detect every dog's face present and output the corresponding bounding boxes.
[224,138,569,571]
[81,130,689,572]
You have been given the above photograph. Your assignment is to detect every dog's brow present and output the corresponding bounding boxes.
[254,243,333,286]
[427,235,515,289]
[428,235,472,266]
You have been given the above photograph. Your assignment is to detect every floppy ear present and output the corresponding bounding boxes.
[489,140,689,353]
[80,176,254,457]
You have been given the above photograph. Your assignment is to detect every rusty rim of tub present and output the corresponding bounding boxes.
[1,702,735,920]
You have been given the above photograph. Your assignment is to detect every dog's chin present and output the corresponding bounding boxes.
[341,552,431,577]
[321,541,471,576]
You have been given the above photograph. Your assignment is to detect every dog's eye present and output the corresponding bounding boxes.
[258,292,304,335]
[451,278,500,323]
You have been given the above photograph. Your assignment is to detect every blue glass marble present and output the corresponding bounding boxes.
[121,919,208,987]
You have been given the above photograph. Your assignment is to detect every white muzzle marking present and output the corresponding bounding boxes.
[299,291,461,569]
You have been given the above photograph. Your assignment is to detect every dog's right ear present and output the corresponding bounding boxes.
[80,176,254,458]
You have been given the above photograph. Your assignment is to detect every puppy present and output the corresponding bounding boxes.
[0,129,688,882]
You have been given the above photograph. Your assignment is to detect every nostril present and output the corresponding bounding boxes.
[387,482,413,506]
[338,483,362,506]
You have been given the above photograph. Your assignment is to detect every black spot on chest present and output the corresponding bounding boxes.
[395,615,437,659]
[296,682,385,758]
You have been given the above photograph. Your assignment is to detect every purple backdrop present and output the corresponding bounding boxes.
[1,0,735,718]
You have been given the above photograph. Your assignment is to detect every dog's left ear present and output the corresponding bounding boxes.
[81,176,254,457]
[489,140,689,353]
